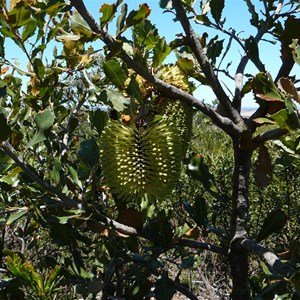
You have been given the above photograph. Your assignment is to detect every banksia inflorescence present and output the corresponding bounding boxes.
[100,64,193,202]
[99,118,182,201]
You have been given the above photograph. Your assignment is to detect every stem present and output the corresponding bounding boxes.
[229,142,253,300]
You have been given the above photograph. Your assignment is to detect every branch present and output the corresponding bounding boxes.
[173,281,199,300]
[178,239,227,255]
[172,0,243,125]
[70,0,241,137]
[253,128,288,144]
[241,238,296,278]
[233,0,289,110]
[0,141,81,208]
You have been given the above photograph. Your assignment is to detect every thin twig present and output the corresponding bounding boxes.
[179,239,227,255]
[172,0,243,125]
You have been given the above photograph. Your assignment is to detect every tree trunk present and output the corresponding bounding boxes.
[229,141,253,300]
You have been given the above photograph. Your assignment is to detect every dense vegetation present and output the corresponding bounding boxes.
[0,0,300,299]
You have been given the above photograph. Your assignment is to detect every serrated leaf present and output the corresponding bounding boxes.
[153,37,171,68]
[254,145,272,187]
[125,4,151,28]
[100,89,129,112]
[210,0,224,23]
[100,3,117,26]
[251,72,284,102]
[244,0,259,27]
[256,209,287,242]
[245,36,265,71]
[103,59,127,89]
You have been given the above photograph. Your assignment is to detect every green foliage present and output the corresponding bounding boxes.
[0,0,300,299]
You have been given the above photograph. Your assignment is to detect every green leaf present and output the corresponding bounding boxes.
[155,271,176,300]
[22,19,37,41]
[67,164,82,189]
[152,37,171,68]
[0,166,22,187]
[133,19,159,50]
[100,89,130,112]
[0,113,12,141]
[33,57,45,78]
[256,209,287,242]
[89,109,108,135]
[51,157,62,185]
[244,0,259,27]
[34,109,55,131]
[159,0,172,9]
[210,0,224,23]
[103,59,127,89]
[0,34,5,57]
[116,3,127,36]
[100,3,117,26]
[125,4,151,28]
[8,6,31,28]
[187,153,219,197]
[6,208,28,225]
[71,11,94,38]
[78,139,99,169]
[252,72,285,102]
[245,36,265,72]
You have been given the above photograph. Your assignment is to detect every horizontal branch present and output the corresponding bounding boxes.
[179,239,227,255]
[70,0,241,138]
[241,238,295,278]
[253,128,287,144]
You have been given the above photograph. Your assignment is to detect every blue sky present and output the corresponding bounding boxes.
[4,1,299,108]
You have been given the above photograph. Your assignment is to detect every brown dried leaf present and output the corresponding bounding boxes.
[278,77,300,103]
[254,145,272,186]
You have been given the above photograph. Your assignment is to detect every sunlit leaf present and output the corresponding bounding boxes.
[100,3,117,26]
[152,37,171,68]
[22,19,36,41]
[278,77,300,103]
[125,4,151,28]
[99,89,130,112]
[103,59,127,88]
[290,39,300,65]
[6,208,28,225]
[34,109,55,131]
[251,72,284,101]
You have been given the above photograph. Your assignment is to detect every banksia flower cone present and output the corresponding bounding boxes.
[99,118,182,201]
